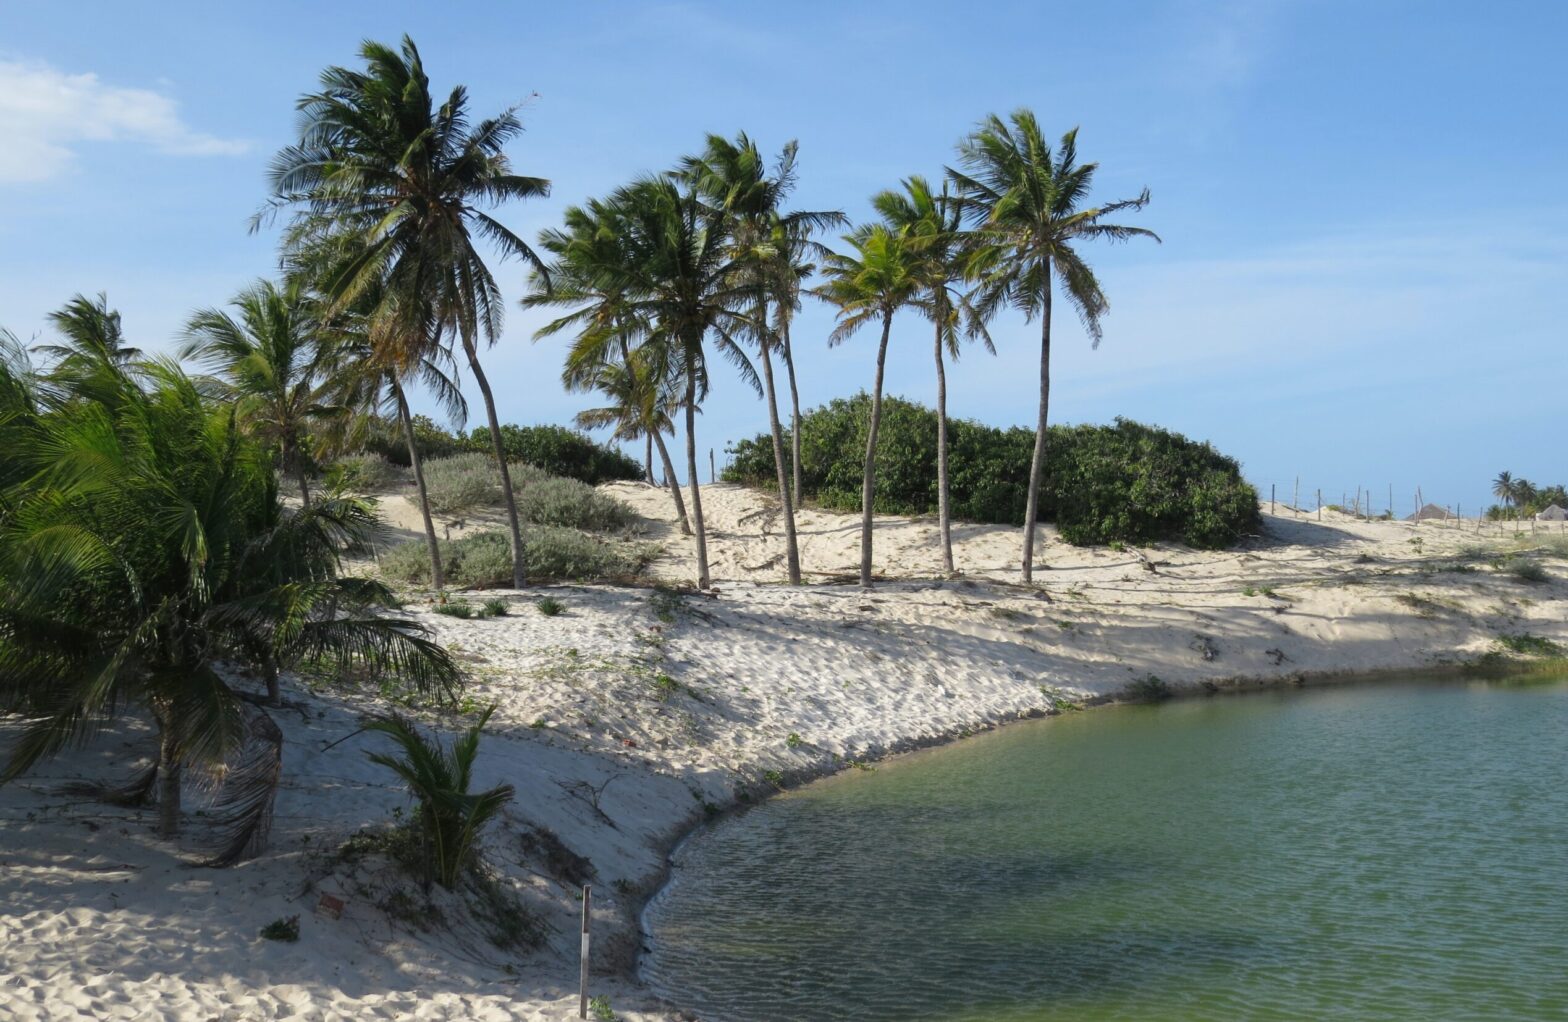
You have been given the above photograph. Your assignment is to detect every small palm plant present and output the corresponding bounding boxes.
[364,706,514,889]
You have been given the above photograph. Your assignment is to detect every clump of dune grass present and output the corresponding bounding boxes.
[1494,633,1563,657]
[536,596,564,617]
[382,528,655,589]
[1501,557,1550,584]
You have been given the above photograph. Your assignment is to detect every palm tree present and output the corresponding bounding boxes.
[568,341,692,535]
[37,292,142,368]
[1493,470,1516,517]
[261,35,550,590]
[0,356,460,851]
[529,176,757,588]
[951,111,1157,582]
[770,230,816,508]
[872,176,993,573]
[679,134,845,585]
[812,225,922,588]
[181,279,341,509]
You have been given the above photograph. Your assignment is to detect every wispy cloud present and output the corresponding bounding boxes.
[0,58,248,184]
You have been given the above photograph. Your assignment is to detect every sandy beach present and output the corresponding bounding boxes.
[4,482,1566,1021]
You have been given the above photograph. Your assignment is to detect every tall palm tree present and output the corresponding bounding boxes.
[261,35,550,590]
[181,279,341,509]
[770,230,816,508]
[679,134,845,585]
[0,356,460,851]
[812,225,922,589]
[37,292,142,368]
[950,111,1157,582]
[872,176,993,573]
[528,176,756,588]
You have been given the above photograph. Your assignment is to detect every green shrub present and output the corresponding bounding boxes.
[367,414,469,466]
[536,596,564,616]
[381,528,654,588]
[1126,674,1173,702]
[364,707,514,889]
[259,915,300,942]
[1503,557,1549,584]
[469,424,641,484]
[517,477,635,532]
[725,394,1259,548]
[422,453,504,516]
[323,453,402,493]
[481,598,508,618]
[433,601,474,619]
[1495,633,1563,657]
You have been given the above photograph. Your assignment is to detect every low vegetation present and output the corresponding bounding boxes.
[381,528,655,589]
[367,417,641,486]
[726,396,1260,548]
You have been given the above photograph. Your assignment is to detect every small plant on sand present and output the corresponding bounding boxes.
[481,598,508,617]
[365,707,514,889]
[1494,633,1563,657]
[763,769,785,788]
[1127,674,1173,702]
[433,601,474,619]
[651,672,681,701]
[649,587,684,624]
[589,996,618,1022]
[536,596,565,617]
[260,915,300,942]
[1502,557,1549,584]
[785,732,803,749]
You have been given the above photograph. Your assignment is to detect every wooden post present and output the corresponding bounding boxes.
[709,448,716,484]
[578,885,592,1019]
[1271,483,1276,515]
[1293,477,1300,517]
[1317,489,1322,521]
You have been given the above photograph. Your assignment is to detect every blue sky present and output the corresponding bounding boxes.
[2,1,1564,514]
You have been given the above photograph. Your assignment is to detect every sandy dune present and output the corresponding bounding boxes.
[4,481,1566,1020]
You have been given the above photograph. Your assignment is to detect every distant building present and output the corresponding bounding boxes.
[1536,504,1568,522]
[1406,503,1453,523]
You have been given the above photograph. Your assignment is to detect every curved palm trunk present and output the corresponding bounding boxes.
[644,433,656,485]
[860,310,894,589]
[758,317,802,585]
[461,338,526,589]
[934,320,954,574]
[652,429,691,535]
[155,705,181,838]
[781,321,804,508]
[295,466,312,511]
[394,380,445,589]
[683,375,711,588]
[1020,257,1053,584]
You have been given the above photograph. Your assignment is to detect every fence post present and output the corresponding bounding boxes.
[709,449,716,484]
[1317,489,1322,521]
[1271,483,1276,515]
[579,885,592,1019]
[1294,477,1300,517]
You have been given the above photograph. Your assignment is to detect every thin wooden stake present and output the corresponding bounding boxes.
[1317,489,1322,521]
[579,885,592,1019]
[709,448,716,484]
[1271,483,1276,515]
[1293,476,1300,517]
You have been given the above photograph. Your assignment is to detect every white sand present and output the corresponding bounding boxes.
[4,481,1566,1020]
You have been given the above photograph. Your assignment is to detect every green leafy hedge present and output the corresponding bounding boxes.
[370,418,641,485]
[723,394,1260,548]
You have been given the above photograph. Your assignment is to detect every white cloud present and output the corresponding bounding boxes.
[0,58,248,183]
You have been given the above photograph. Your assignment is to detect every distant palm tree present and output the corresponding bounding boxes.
[528,176,756,589]
[1493,470,1516,515]
[951,111,1157,582]
[569,340,692,535]
[182,279,342,509]
[872,176,993,573]
[37,292,142,368]
[0,357,459,850]
[769,228,818,508]
[679,134,844,585]
[262,35,550,590]
[812,225,922,588]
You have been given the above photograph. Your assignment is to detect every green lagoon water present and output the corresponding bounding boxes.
[642,678,1568,1020]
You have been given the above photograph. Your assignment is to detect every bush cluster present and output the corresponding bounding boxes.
[724,393,1260,549]
[418,454,635,531]
[366,418,641,485]
[322,453,403,493]
[380,528,654,588]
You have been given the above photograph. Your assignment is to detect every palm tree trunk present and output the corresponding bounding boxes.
[155,707,181,839]
[684,374,710,588]
[860,310,894,589]
[1020,257,1053,584]
[645,433,655,485]
[263,657,280,707]
[781,321,804,508]
[934,320,954,574]
[652,429,691,535]
[394,380,445,589]
[758,309,802,585]
[295,466,312,511]
[462,338,526,589]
